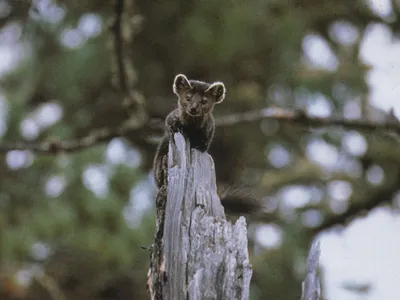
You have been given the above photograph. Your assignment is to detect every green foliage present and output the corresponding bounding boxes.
[0,0,399,299]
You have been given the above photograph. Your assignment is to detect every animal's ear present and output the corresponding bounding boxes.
[173,74,192,95]
[206,82,226,104]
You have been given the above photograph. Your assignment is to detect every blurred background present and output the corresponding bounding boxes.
[1,0,400,299]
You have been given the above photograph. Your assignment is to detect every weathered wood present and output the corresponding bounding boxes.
[301,241,321,300]
[148,133,252,300]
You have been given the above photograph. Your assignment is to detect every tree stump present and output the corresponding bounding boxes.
[147,133,252,300]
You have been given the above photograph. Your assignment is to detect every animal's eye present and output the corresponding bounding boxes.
[185,93,192,101]
[201,97,208,104]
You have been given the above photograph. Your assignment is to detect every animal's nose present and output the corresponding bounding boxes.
[190,107,199,114]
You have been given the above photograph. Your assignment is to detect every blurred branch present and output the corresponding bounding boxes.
[261,158,356,195]
[113,0,128,94]
[0,0,31,29]
[216,107,400,134]
[311,176,400,234]
[111,0,145,114]
[0,123,136,154]
[1,107,400,154]
[35,272,66,300]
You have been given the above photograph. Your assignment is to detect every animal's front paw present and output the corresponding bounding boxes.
[192,144,208,152]
[168,124,181,137]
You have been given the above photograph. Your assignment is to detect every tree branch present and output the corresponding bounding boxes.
[111,0,145,115]
[260,158,356,195]
[0,123,136,154]
[311,177,400,234]
[113,0,128,94]
[1,107,400,154]
[34,272,67,300]
[216,107,400,134]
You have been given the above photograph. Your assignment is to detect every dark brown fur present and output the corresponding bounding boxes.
[153,74,262,215]
[154,74,225,188]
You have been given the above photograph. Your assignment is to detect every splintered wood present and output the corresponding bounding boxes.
[148,133,252,300]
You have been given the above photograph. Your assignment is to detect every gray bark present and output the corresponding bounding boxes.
[148,133,252,300]
[301,240,321,300]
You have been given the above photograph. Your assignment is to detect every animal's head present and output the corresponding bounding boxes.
[173,74,226,117]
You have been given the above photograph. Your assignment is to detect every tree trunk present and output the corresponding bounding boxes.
[147,133,252,300]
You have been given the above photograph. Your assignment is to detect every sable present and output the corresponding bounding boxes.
[153,74,261,216]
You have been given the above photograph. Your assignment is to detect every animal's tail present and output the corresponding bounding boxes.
[217,183,263,215]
